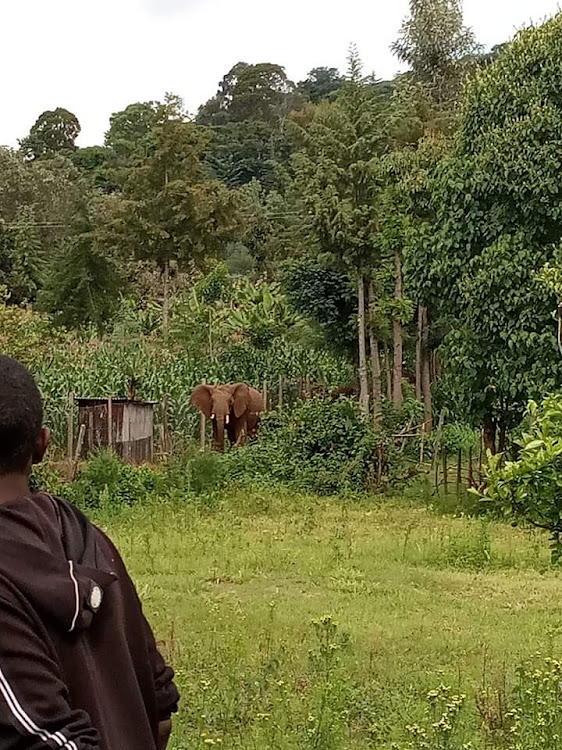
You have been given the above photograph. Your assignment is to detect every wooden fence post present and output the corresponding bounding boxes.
[107,397,113,450]
[442,451,448,494]
[478,430,484,486]
[432,410,446,489]
[263,380,268,411]
[456,449,462,497]
[419,423,425,467]
[200,380,206,451]
[468,446,474,488]
[66,391,74,467]
[161,394,170,453]
[278,375,284,409]
[69,424,86,482]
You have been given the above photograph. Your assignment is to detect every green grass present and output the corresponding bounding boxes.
[91,490,562,749]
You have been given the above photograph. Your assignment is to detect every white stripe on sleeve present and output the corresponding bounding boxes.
[0,662,78,749]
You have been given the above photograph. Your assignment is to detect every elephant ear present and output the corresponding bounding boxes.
[249,387,265,414]
[191,385,213,418]
[230,383,250,418]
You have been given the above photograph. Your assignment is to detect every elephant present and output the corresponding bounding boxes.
[190,383,265,451]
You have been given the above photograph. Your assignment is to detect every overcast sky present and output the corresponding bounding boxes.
[2,0,560,148]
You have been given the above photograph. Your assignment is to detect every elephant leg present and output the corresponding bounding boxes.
[247,413,260,440]
[233,415,248,447]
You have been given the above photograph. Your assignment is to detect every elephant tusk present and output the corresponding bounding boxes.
[226,415,230,425]
[211,413,215,420]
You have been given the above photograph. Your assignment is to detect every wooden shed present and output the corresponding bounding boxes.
[76,398,156,465]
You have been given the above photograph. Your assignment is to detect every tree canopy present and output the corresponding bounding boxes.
[20,108,81,160]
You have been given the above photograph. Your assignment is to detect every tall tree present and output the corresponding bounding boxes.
[105,101,160,162]
[198,63,302,125]
[420,15,562,449]
[390,0,480,425]
[0,148,93,306]
[38,232,123,329]
[20,109,81,161]
[392,0,481,109]
[298,67,344,103]
[292,48,387,415]
[116,96,240,332]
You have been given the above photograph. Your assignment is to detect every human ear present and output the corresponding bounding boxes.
[32,427,51,465]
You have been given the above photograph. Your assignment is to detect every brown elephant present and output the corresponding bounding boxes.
[190,383,265,451]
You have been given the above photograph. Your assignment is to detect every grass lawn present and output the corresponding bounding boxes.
[93,489,562,749]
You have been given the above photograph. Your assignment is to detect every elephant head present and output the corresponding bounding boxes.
[190,383,251,451]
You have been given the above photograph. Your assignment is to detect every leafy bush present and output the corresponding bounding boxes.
[484,394,562,561]
[226,398,379,494]
[38,450,229,510]
[61,451,158,508]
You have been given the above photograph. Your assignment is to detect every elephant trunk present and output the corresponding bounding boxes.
[213,415,226,452]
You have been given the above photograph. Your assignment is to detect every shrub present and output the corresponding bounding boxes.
[483,394,562,562]
[60,451,158,508]
[226,398,379,494]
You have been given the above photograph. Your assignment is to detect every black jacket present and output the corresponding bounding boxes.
[0,492,179,749]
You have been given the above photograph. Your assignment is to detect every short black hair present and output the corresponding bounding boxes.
[0,356,43,475]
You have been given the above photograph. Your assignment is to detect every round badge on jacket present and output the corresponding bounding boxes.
[89,585,103,611]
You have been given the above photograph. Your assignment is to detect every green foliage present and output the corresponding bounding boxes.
[415,16,562,434]
[38,234,123,329]
[439,423,480,454]
[392,0,481,108]
[198,62,302,126]
[62,451,158,508]
[282,258,357,354]
[0,294,66,368]
[237,179,305,270]
[229,398,379,494]
[484,394,562,561]
[298,67,344,104]
[116,96,240,275]
[196,262,232,304]
[398,684,470,749]
[506,654,562,748]
[69,146,116,192]
[203,121,288,190]
[55,450,227,509]
[20,108,81,160]
[225,242,255,276]
[291,55,387,276]
[104,101,159,162]
[171,267,308,355]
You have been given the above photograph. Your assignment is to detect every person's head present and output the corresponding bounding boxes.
[0,356,49,477]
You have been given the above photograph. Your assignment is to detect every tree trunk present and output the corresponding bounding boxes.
[498,416,507,454]
[393,248,403,409]
[420,306,433,431]
[368,282,382,429]
[384,342,392,401]
[483,416,497,455]
[357,276,369,415]
[162,259,170,337]
[415,305,423,401]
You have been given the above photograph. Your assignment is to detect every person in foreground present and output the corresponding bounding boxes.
[0,355,179,749]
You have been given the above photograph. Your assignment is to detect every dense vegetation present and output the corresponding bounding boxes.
[3,1,562,493]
